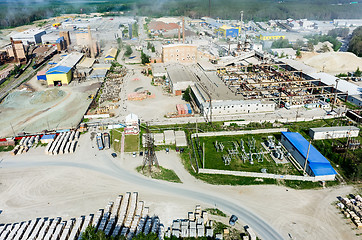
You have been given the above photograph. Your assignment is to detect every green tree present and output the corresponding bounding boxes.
[307,41,314,52]
[296,48,301,57]
[355,67,361,77]
[271,38,292,49]
[124,45,133,56]
[182,87,191,102]
[293,39,304,50]
[321,44,330,53]
[348,26,362,57]
[151,46,155,53]
[141,51,150,65]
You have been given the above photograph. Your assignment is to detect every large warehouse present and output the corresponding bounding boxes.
[166,64,195,95]
[309,126,360,140]
[11,28,46,45]
[281,132,337,180]
[46,52,84,86]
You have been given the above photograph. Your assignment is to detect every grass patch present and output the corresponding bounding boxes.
[196,173,277,186]
[110,128,123,152]
[124,134,139,152]
[0,145,14,152]
[214,221,229,234]
[196,133,300,175]
[205,208,227,217]
[136,166,182,183]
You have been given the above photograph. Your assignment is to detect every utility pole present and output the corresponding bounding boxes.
[332,79,339,112]
[304,140,312,175]
[10,123,16,138]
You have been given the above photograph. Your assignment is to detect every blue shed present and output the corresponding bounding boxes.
[281,132,337,178]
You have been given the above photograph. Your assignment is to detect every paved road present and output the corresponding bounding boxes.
[2,151,284,240]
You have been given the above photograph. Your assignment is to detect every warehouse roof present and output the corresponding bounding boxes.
[260,32,285,36]
[166,64,196,83]
[307,72,361,96]
[56,52,84,69]
[310,126,360,133]
[282,132,337,176]
[105,48,117,59]
[46,66,71,74]
[41,134,56,140]
[77,57,95,68]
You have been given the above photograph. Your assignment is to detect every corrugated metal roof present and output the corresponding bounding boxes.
[41,134,56,139]
[56,52,84,69]
[105,48,117,58]
[310,126,360,133]
[46,66,71,74]
[56,36,64,43]
[282,132,337,176]
[307,72,361,96]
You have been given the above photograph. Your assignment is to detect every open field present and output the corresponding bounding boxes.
[124,134,139,152]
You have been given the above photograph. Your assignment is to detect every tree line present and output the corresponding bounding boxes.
[348,26,362,57]
[1,0,362,29]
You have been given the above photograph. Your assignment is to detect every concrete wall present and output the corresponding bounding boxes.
[198,168,336,181]
[191,128,289,138]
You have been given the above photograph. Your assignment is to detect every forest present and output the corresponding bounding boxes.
[0,0,362,29]
[348,26,362,57]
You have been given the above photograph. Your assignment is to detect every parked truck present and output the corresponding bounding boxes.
[96,133,104,150]
[103,133,110,149]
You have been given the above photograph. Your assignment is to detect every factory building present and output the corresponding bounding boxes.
[216,25,240,38]
[281,132,337,180]
[166,64,195,95]
[46,52,84,86]
[104,48,117,63]
[11,28,46,45]
[309,126,360,140]
[162,44,197,64]
[46,66,72,86]
[5,39,26,62]
[259,33,285,41]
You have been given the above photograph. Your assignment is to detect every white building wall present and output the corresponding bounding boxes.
[348,95,362,107]
[310,129,360,140]
[202,101,275,116]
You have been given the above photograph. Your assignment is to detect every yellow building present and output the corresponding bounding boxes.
[46,66,72,86]
[217,25,240,38]
[104,48,118,62]
[259,33,285,41]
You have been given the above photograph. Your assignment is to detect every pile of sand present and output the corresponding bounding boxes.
[299,52,362,74]
[30,89,65,104]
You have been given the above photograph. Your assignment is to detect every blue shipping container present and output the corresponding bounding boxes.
[186,104,192,114]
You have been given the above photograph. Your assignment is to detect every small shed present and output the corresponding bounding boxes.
[40,134,56,144]
[37,71,47,81]
[164,130,175,145]
[175,131,187,147]
[309,126,360,140]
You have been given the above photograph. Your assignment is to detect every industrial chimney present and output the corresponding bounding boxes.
[88,26,95,58]
[182,17,185,44]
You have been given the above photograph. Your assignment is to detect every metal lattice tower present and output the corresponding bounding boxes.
[142,123,159,173]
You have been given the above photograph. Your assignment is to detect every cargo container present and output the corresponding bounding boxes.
[96,134,104,150]
[186,103,192,114]
[103,133,110,149]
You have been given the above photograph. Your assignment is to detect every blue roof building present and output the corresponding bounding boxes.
[281,132,337,178]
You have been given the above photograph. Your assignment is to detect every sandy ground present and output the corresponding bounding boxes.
[0,78,100,137]
[0,131,360,239]
[108,62,188,123]
[299,52,362,75]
